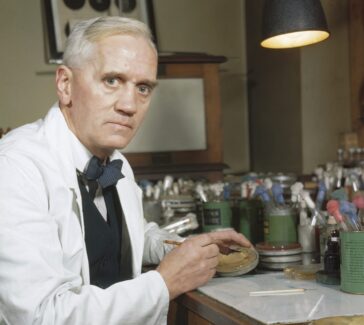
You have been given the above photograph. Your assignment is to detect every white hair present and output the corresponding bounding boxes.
[62,16,157,68]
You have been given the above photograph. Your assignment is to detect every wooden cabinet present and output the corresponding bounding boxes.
[167,291,266,325]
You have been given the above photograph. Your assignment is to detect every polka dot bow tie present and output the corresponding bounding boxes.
[85,156,124,189]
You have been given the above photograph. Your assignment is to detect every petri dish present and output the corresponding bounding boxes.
[256,242,302,256]
[216,246,259,277]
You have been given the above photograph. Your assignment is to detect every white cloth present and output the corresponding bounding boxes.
[0,103,178,325]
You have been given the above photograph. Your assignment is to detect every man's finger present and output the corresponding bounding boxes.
[209,229,251,247]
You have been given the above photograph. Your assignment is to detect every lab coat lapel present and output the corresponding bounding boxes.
[43,106,85,230]
[44,107,81,189]
[43,105,90,283]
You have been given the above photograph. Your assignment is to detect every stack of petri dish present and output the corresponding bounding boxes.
[256,242,302,270]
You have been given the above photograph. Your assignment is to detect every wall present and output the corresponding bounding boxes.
[0,1,352,175]
[301,0,351,173]
[153,0,249,173]
[246,0,303,173]
[246,0,351,174]
[0,0,250,174]
[0,1,57,128]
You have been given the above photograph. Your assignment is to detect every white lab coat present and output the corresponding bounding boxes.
[0,104,174,325]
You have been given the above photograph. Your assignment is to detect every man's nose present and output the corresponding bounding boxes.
[115,84,137,115]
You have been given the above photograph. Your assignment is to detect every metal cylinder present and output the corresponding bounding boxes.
[202,201,232,233]
[264,207,298,244]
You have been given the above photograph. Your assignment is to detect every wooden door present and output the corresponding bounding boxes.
[349,0,364,144]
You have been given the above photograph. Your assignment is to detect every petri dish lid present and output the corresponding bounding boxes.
[256,242,302,256]
[216,246,259,277]
[284,263,323,280]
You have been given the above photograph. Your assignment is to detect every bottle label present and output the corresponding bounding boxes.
[203,208,221,225]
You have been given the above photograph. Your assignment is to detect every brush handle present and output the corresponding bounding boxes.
[163,240,182,246]
[249,288,305,296]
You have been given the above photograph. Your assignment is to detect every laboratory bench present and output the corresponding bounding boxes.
[168,290,264,325]
[167,272,364,325]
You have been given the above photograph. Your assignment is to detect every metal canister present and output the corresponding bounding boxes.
[264,206,298,244]
[202,201,232,233]
[238,199,264,244]
[340,231,364,294]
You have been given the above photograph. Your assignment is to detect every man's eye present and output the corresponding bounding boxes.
[138,85,151,96]
[105,78,118,86]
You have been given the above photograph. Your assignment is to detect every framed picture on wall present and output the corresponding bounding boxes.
[41,0,157,64]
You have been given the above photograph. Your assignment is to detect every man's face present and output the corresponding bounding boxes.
[61,34,158,159]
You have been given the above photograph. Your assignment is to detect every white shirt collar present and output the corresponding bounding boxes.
[67,129,93,173]
[66,128,121,173]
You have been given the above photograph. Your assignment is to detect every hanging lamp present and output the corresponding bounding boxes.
[261,0,330,49]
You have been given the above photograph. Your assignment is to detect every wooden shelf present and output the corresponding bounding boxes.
[158,53,227,64]
[133,163,228,182]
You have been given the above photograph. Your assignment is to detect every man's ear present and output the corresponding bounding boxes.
[56,65,73,106]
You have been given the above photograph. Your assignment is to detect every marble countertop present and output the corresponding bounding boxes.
[198,272,364,324]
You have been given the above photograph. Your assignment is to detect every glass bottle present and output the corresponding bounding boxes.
[323,229,340,274]
[319,215,338,261]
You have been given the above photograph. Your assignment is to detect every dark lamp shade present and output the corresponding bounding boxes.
[261,0,330,49]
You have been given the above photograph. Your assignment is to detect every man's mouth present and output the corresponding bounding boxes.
[108,121,133,130]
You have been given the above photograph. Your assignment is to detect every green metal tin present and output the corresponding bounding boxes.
[340,231,364,294]
[264,207,298,244]
[238,199,264,244]
[202,201,232,233]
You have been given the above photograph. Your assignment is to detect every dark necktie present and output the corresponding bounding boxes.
[84,156,124,198]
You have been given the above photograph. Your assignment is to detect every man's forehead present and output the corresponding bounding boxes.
[97,34,156,54]
[96,35,156,63]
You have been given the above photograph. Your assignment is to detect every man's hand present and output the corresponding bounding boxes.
[156,229,251,300]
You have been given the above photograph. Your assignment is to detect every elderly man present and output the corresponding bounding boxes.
[0,16,249,324]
